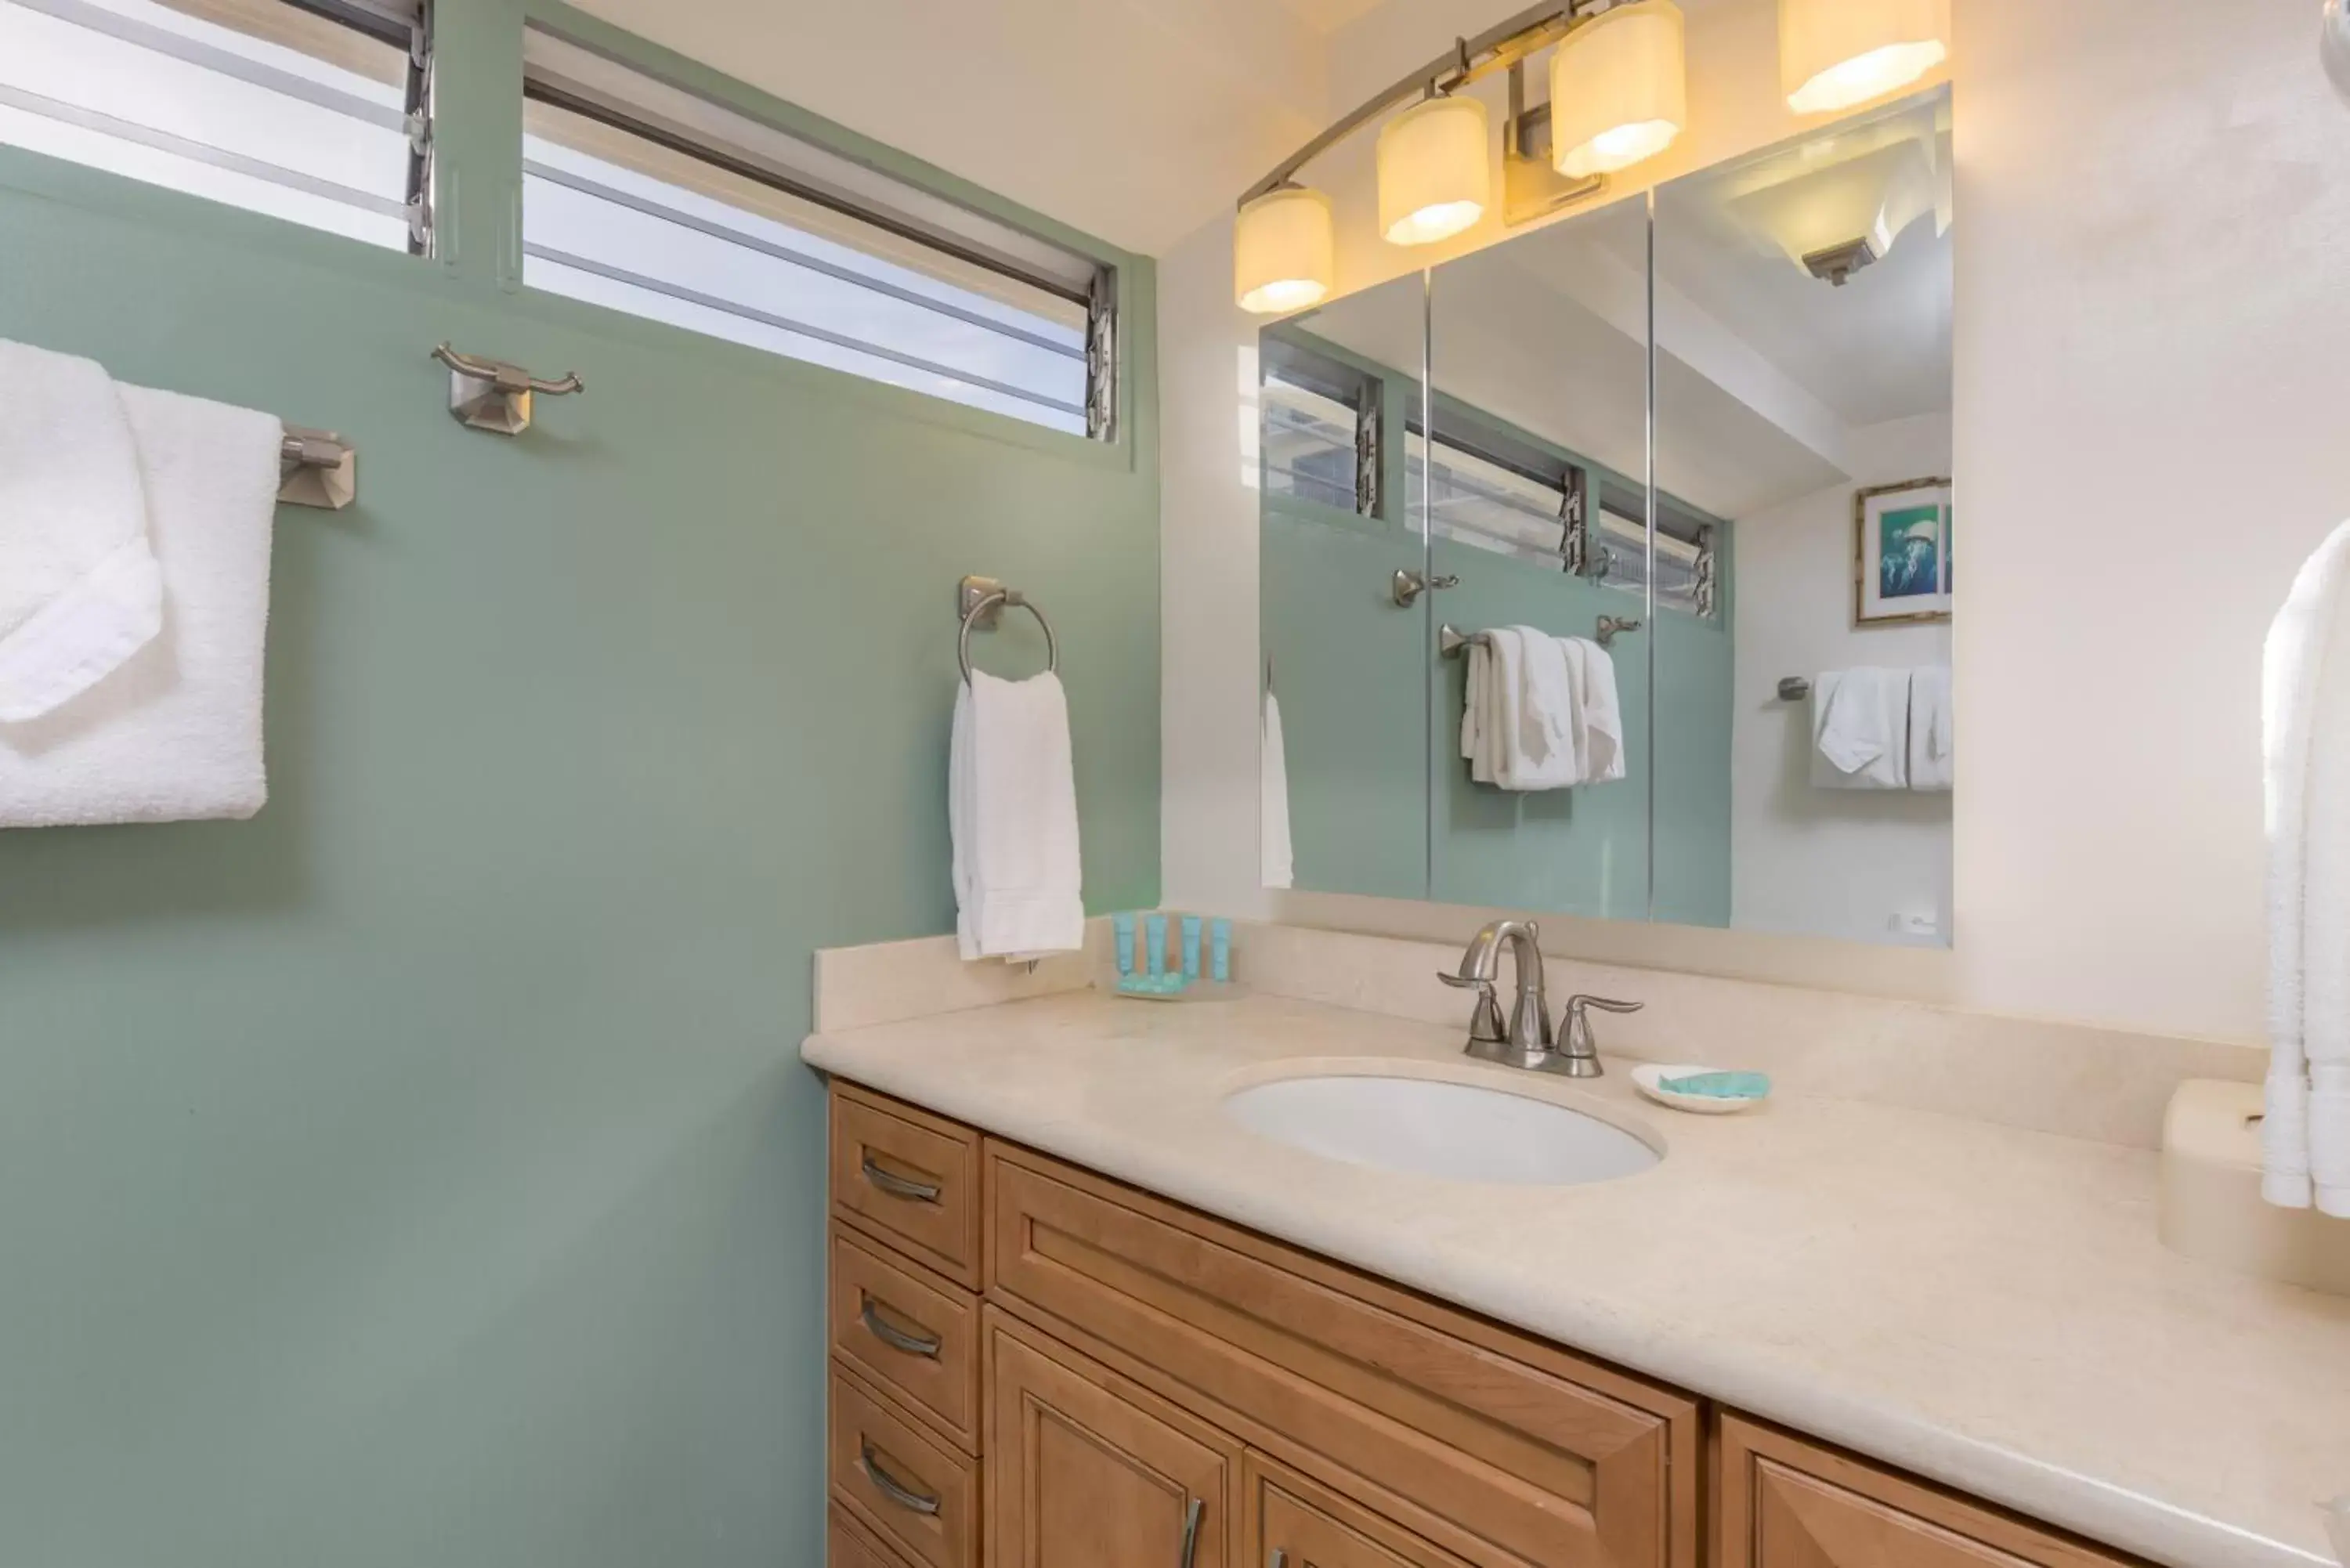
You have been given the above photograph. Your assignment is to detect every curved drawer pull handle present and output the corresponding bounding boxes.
[1180,1496,1205,1568]
[860,1155,942,1204]
[859,1440,942,1517]
[859,1292,943,1359]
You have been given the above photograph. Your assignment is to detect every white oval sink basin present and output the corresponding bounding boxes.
[1223,1074,1659,1187]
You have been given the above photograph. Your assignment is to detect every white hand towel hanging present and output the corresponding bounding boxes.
[2262,518,2350,1216]
[1260,684,1293,891]
[950,668,1084,963]
[0,381,279,826]
[1560,636,1626,784]
[1907,666,1954,792]
[0,340,164,723]
[1811,668,1909,789]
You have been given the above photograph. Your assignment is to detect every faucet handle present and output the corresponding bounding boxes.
[1437,970,1506,1044]
[1565,995,1643,1019]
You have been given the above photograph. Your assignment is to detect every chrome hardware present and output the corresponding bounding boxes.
[1449,919,1556,1070]
[859,1155,942,1204]
[859,1440,942,1516]
[1558,994,1644,1078]
[1595,615,1641,649]
[277,425,356,511]
[958,574,1059,683]
[1391,568,1460,608]
[1777,677,1813,702]
[1179,1497,1206,1568]
[433,342,584,435]
[859,1292,942,1359]
[1270,1552,1289,1568]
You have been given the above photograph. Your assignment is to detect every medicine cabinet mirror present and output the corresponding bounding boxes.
[1258,86,1954,949]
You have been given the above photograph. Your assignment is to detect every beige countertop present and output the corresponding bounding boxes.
[801,988,2350,1568]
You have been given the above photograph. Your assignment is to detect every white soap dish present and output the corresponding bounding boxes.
[1630,1063,1770,1115]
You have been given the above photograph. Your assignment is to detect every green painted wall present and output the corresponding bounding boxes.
[0,8,1159,1564]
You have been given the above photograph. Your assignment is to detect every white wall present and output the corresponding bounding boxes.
[1730,415,1954,945]
[1162,0,2350,1042]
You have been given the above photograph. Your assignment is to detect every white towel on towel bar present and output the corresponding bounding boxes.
[1260,685,1293,891]
[1462,627,1584,790]
[2262,518,2350,1216]
[951,669,1084,962]
[1907,666,1954,792]
[1811,668,1909,789]
[0,340,164,722]
[1560,637,1625,784]
[0,382,280,826]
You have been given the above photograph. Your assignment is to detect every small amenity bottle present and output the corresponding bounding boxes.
[1112,913,1136,976]
[1180,916,1202,980]
[1144,914,1167,976]
[1210,919,1231,982]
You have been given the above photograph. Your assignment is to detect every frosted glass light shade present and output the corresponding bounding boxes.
[1549,1,1687,179]
[1780,0,1949,114]
[1376,95,1490,247]
[1235,187,1335,313]
[2327,0,2350,102]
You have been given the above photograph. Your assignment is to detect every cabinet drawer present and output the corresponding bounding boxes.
[987,1143,1698,1568]
[830,1364,979,1568]
[830,1225,981,1451]
[1716,1414,2144,1568]
[832,1501,920,1568]
[831,1084,982,1288]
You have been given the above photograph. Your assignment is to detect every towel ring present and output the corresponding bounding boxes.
[958,590,1058,683]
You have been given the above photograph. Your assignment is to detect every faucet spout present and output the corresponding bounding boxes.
[1445,919,1554,1068]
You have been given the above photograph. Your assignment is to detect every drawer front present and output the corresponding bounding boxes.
[1716,1415,2143,1568]
[830,1364,979,1568]
[830,1225,981,1451]
[832,1501,920,1568]
[988,1144,1697,1568]
[831,1085,982,1288]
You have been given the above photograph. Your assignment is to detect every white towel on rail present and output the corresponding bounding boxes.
[951,668,1084,962]
[1811,668,1909,789]
[1260,685,1293,891]
[2262,518,2350,1216]
[0,340,164,723]
[0,381,280,826]
[1561,636,1625,784]
[1462,627,1581,790]
[1907,666,1954,792]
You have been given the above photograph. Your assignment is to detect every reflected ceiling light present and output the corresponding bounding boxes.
[1550,0,1687,179]
[1376,94,1491,246]
[1235,186,1336,314]
[1780,0,1950,114]
[1730,135,1943,286]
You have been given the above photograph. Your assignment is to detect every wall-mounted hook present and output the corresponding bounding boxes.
[432,342,584,435]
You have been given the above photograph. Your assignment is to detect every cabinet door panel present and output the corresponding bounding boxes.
[1717,1415,2142,1568]
[1245,1454,1473,1568]
[987,1310,1240,1568]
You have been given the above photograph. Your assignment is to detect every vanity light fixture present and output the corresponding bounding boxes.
[1231,0,1692,312]
[1779,0,1950,114]
[1235,186,1336,313]
[2326,0,2350,102]
[1377,93,1491,246]
[1549,0,1687,179]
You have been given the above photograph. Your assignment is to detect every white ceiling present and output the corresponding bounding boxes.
[569,0,1346,255]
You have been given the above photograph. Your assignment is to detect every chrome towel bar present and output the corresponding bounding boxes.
[1439,615,1643,655]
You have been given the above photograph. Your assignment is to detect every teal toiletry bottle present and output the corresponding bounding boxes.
[1180,916,1202,980]
[1210,919,1231,982]
[1144,914,1166,975]
[1112,913,1136,976]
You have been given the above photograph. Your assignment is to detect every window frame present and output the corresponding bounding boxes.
[516,31,1122,444]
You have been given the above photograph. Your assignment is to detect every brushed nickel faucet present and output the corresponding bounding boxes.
[1441,919,1642,1078]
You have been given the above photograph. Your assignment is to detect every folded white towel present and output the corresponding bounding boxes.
[0,381,278,826]
[1462,627,1585,791]
[2264,519,2350,1216]
[950,669,1083,962]
[1812,668,1909,789]
[1907,666,1954,792]
[1560,636,1626,784]
[0,340,165,722]
[1260,686,1294,891]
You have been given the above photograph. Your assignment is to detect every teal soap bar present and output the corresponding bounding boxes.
[1659,1070,1770,1100]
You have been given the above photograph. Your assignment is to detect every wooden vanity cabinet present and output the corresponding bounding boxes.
[825,1083,2154,1568]
[1715,1415,2142,1568]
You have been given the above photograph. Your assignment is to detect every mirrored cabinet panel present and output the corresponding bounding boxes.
[1259,87,1954,951]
